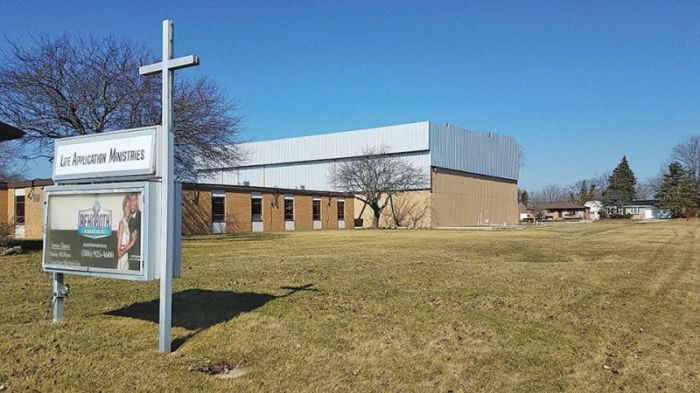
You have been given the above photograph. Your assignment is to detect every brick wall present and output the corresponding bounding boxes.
[294,195,313,230]
[343,197,354,229]
[3,183,354,238]
[0,189,7,226]
[226,192,251,233]
[323,196,337,229]
[263,193,284,231]
[24,187,44,239]
[182,190,212,235]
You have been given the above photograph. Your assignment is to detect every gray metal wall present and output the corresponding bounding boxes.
[238,121,429,166]
[429,123,520,181]
[197,121,521,190]
[199,151,431,191]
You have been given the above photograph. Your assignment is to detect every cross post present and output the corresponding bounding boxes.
[139,19,199,353]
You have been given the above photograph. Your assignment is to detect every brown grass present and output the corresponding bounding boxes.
[0,220,698,392]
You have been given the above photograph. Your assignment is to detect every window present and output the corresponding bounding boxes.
[251,196,262,222]
[212,194,225,222]
[337,200,345,220]
[284,198,294,221]
[15,195,25,224]
[312,199,321,221]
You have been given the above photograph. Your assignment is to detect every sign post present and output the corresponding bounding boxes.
[139,20,199,353]
[44,19,197,354]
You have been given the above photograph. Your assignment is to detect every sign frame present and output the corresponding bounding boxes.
[52,126,160,183]
[42,182,158,281]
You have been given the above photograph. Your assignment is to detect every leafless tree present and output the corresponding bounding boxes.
[672,134,700,190]
[330,146,428,229]
[0,35,243,180]
[530,184,567,202]
[0,142,25,181]
[587,172,610,196]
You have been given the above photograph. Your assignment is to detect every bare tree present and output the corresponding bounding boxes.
[330,146,428,229]
[588,172,610,196]
[0,35,243,180]
[0,142,25,181]
[646,171,665,197]
[530,184,567,202]
[672,134,700,190]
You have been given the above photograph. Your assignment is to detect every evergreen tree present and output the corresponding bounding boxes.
[655,162,698,218]
[520,190,529,207]
[603,156,637,208]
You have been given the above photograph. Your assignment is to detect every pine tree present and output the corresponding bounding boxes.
[655,162,698,218]
[603,156,637,208]
[520,190,529,207]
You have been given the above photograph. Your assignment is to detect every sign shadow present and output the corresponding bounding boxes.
[105,284,317,350]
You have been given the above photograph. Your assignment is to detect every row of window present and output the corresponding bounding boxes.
[211,194,345,223]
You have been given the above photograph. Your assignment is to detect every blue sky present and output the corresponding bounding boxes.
[1,1,698,190]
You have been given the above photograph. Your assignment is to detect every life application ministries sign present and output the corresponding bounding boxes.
[43,183,158,280]
[53,126,158,182]
[44,19,197,354]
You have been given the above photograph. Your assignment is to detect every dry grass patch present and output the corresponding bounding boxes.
[0,220,698,392]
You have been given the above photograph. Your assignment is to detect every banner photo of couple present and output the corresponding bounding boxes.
[44,190,143,273]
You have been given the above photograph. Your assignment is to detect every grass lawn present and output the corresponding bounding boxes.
[0,220,698,392]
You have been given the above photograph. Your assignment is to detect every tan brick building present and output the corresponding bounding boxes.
[0,180,354,239]
[200,121,522,228]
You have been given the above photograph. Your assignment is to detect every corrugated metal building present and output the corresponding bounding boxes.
[198,121,521,227]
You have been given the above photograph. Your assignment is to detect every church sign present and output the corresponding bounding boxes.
[42,182,158,281]
[53,126,158,182]
[45,19,196,353]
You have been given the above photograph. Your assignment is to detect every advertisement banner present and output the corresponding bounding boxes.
[44,189,145,275]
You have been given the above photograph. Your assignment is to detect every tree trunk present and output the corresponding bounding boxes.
[371,203,381,229]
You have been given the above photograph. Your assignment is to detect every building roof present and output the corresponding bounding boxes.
[625,199,657,206]
[1,178,355,198]
[0,121,25,141]
[538,202,589,210]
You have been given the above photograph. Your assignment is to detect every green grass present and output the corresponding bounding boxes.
[1,220,698,392]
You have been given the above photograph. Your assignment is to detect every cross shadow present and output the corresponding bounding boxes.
[105,284,317,350]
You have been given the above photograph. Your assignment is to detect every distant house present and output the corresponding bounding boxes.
[584,200,604,220]
[533,202,590,220]
[608,200,671,219]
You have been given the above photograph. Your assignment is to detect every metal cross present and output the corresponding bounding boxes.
[139,19,199,353]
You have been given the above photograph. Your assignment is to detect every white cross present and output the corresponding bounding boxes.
[139,19,199,354]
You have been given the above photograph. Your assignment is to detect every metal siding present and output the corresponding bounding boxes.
[238,121,429,167]
[429,123,520,181]
[196,121,520,188]
[205,151,431,191]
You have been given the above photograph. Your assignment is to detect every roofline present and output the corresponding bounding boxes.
[6,178,55,188]
[181,182,355,197]
[2,178,355,198]
[239,120,431,145]
[0,121,25,141]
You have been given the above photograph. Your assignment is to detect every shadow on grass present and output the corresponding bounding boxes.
[105,284,317,350]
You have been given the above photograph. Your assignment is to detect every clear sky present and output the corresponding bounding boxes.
[1,1,698,190]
